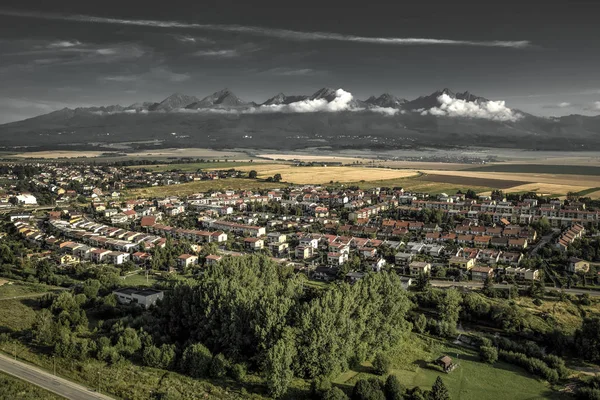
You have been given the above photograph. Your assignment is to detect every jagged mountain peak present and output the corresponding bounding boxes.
[364,93,407,108]
[186,88,248,109]
[150,93,199,111]
[310,87,339,101]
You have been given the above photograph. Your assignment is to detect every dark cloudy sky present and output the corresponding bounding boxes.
[1,0,599,123]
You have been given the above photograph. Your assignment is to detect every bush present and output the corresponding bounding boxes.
[576,387,600,400]
[533,298,543,306]
[352,378,385,400]
[209,353,229,378]
[180,343,212,378]
[323,387,349,400]
[498,350,559,383]
[372,353,392,376]
[230,363,247,382]
[414,314,427,334]
[479,346,498,364]
[311,376,332,399]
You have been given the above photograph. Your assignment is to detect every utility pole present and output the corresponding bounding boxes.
[97,371,101,393]
[13,342,17,360]
[53,356,56,375]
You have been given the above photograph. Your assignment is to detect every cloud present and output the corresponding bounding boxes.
[0,9,531,49]
[594,101,600,111]
[263,68,321,76]
[181,89,398,116]
[100,67,190,83]
[262,89,354,113]
[542,102,574,109]
[192,49,238,58]
[47,40,81,48]
[422,94,521,121]
[173,35,214,44]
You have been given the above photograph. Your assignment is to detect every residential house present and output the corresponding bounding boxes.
[244,237,265,251]
[178,254,199,269]
[409,261,431,276]
[568,257,590,273]
[471,266,494,281]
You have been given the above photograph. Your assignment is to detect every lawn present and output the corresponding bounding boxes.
[0,371,62,400]
[334,335,561,400]
[352,176,492,195]
[0,298,39,333]
[117,271,161,287]
[0,281,59,299]
[126,178,286,198]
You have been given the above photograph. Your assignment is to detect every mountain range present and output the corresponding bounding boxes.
[1,88,599,151]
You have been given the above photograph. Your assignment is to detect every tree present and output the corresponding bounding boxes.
[575,318,600,362]
[323,387,350,400]
[430,377,450,400]
[82,279,101,299]
[273,173,283,182]
[210,353,229,378]
[415,272,431,291]
[437,288,462,333]
[181,343,212,378]
[264,329,296,398]
[32,309,55,346]
[479,345,498,364]
[248,170,258,179]
[384,375,406,400]
[414,314,427,334]
[230,363,247,382]
[352,378,385,400]
[373,352,392,376]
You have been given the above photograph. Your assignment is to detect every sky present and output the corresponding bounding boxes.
[0,0,599,123]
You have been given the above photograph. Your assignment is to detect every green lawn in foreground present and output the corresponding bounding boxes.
[0,371,62,400]
[118,272,160,287]
[0,281,58,299]
[334,335,560,400]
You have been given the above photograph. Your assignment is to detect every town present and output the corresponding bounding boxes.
[2,161,598,293]
[3,159,600,400]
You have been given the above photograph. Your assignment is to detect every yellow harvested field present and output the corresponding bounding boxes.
[236,164,419,184]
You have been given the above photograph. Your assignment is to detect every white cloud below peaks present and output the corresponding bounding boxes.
[423,94,521,121]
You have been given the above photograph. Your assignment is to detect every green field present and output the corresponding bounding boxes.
[126,178,286,198]
[352,176,492,195]
[334,336,560,400]
[128,161,263,172]
[0,371,62,400]
[467,164,600,176]
[118,272,161,287]
[0,281,59,300]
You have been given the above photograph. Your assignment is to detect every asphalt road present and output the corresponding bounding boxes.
[0,353,114,400]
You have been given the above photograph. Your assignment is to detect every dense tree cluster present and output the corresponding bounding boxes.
[155,255,413,397]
